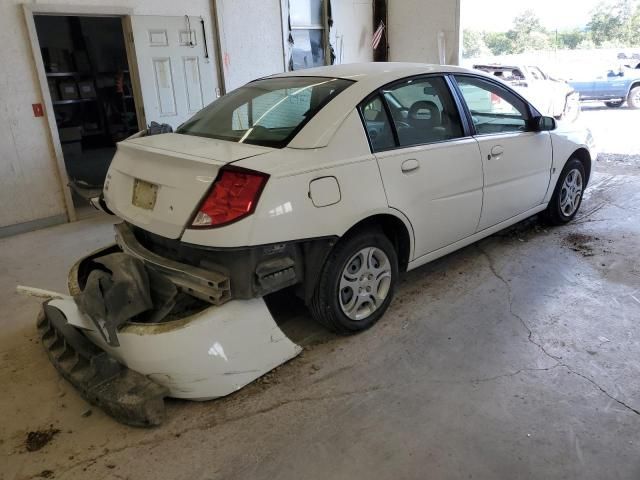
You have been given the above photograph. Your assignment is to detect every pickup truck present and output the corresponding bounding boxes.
[569,67,640,109]
[473,64,580,122]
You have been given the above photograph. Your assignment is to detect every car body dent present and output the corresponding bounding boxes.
[46,295,301,399]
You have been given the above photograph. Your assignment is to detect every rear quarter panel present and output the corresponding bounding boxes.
[180,110,411,250]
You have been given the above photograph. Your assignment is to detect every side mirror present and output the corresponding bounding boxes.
[534,116,556,131]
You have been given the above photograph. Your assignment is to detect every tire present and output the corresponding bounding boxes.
[543,158,586,226]
[627,86,640,109]
[604,100,624,108]
[310,229,398,335]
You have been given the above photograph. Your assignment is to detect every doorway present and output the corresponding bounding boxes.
[33,15,138,215]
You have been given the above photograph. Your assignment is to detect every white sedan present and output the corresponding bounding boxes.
[37,63,597,424]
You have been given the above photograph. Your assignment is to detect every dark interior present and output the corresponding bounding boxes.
[34,15,138,208]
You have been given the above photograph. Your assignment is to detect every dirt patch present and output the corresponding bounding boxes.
[36,470,55,478]
[25,428,60,452]
[493,216,548,241]
[563,233,597,257]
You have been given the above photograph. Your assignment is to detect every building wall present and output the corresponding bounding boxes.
[331,0,374,65]
[0,0,218,232]
[388,0,461,65]
[215,0,286,92]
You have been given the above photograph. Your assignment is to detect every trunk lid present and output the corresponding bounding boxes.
[104,133,272,239]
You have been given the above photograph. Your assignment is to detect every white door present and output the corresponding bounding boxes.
[362,76,484,259]
[129,15,219,130]
[454,75,552,231]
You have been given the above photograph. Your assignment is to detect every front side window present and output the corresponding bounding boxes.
[381,76,464,148]
[177,76,353,148]
[455,75,530,135]
[289,0,326,70]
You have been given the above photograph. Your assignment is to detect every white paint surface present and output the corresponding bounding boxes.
[388,0,461,65]
[215,0,286,91]
[49,296,302,400]
[130,15,219,129]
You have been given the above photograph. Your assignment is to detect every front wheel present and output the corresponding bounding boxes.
[604,100,624,108]
[627,87,640,109]
[543,158,586,225]
[310,230,398,334]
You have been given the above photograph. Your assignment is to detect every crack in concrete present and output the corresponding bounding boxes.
[469,364,562,384]
[46,385,386,479]
[477,244,561,363]
[478,243,640,418]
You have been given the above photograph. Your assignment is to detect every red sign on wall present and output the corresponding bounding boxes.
[32,103,44,117]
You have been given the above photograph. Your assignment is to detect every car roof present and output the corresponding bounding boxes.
[270,62,474,82]
[267,63,492,149]
[473,64,522,70]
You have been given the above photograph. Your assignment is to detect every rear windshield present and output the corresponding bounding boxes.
[177,76,354,148]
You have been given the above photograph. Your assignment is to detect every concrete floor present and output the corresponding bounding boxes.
[2,107,640,480]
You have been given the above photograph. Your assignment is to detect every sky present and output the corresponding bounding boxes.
[461,0,605,32]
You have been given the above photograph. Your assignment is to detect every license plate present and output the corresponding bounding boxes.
[132,179,158,210]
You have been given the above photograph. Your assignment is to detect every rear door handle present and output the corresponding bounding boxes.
[401,159,420,173]
[488,145,504,160]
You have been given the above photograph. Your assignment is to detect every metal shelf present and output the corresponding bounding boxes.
[53,98,97,105]
[46,72,80,77]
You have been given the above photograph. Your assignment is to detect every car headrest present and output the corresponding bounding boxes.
[408,101,441,125]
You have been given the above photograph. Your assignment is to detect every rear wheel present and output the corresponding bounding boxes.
[604,100,624,108]
[627,87,640,109]
[543,158,586,225]
[310,230,398,334]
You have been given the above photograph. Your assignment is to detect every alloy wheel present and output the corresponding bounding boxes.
[338,247,392,321]
[559,168,583,216]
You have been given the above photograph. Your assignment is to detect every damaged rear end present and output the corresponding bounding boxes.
[35,235,302,426]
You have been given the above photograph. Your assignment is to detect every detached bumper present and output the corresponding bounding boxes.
[37,302,168,427]
[38,289,301,426]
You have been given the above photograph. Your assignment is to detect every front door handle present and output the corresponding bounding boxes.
[488,145,504,160]
[401,158,420,173]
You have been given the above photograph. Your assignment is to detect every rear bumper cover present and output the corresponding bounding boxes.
[38,287,301,425]
[37,302,168,427]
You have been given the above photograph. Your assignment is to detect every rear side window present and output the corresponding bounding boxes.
[455,75,530,135]
[178,76,353,148]
[381,76,464,148]
[360,96,395,151]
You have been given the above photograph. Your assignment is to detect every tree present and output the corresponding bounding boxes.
[506,10,550,53]
[588,0,640,46]
[555,29,588,49]
[484,32,512,55]
[463,30,489,58]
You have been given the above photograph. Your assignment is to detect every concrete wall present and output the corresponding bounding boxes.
[388,0,461,65]
[215,0,286,92]
[331,0,374,64]
[0,0,218,232]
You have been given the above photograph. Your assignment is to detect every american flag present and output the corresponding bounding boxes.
[371,21,385,50]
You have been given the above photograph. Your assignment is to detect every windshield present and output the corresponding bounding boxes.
[177,76,354,148]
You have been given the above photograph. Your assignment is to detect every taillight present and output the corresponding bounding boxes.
[191,167,269,228]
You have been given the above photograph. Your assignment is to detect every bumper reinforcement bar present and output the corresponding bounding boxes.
[115,222,231,305]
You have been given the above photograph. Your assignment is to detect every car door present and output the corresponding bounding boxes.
[362,75,484,259]
[453,74,552,231]
[603,70,629,98]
